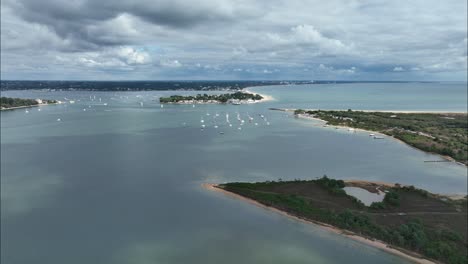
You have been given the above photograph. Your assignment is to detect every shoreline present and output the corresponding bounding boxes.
[203,183,437,264]
[1,102,61,111]
[276,108,467,114]
[275,108,466,166]
[243,88,275,103]
[159,89,273,105]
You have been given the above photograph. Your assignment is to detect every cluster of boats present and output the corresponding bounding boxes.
[199,112,270,132]
[24,94,274,133]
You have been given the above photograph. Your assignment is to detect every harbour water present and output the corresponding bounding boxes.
[1,82,467,264]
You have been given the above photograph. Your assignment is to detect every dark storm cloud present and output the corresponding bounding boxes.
[5,0,248,49]
[1,0,466,80]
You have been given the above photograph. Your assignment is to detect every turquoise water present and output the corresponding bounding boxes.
[1,83,467,264]
[250,82,467,112]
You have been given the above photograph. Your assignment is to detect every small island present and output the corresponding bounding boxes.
[290,109,467,165]
[208,177,467,264]
[1,97,59,110]
[159,92,263,104]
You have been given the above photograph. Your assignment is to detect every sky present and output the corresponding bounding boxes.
[1,0,467,81]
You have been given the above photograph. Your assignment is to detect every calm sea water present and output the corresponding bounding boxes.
[250,82,467,112]
[1,83,467,264]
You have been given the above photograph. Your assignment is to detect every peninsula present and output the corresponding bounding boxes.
[289,109,467,165]
[1,97,59,110]
[159,92,263,104]
[208,177,467,264]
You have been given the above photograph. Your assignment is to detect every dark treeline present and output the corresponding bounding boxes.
[160,92,263,103]
[0,80,422,91]
[0,80,313,91]
[1,97,57,109]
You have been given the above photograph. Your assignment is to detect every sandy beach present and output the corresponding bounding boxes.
[280,108,467,114]
[244,88,275,103]
[0,102,61,111]
[277,109,465,166]
[358,110,467,114]
[295,112,390,137]
[203,183,436,264]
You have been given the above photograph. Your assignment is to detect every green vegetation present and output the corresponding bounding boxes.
[220,177,467,264]
[1,97,57,109]
[293,109,468,165]
[159,92,263,103]
[369,190,401,209]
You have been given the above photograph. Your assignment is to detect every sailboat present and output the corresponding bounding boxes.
[247,113,254,123]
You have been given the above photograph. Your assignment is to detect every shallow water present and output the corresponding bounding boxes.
[250,82,468,112]
[1,83,467,264]
[344,187,384,206]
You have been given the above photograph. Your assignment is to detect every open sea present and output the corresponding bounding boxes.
[1,82,467,264]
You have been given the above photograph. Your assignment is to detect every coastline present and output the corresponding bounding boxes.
[1,102,61,111]
[244,88,275,103]
[276,108,466,166]
[276,108,467,114]
[159,89,273,105]
[203,183,437,264]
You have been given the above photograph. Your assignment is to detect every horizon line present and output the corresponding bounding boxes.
[1,79,466,83]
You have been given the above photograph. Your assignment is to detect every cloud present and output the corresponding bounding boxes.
[318,64,334,71]
[1,0,467,80]
[318,64,356,75]
[117,47,151,65]
[160,60,182,68]
[40,46,152,75]
[262,24,354,59]
[3,0,262,50]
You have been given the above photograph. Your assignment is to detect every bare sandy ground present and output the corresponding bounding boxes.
[203,183,436,264]
[244,88,275,103]
[1,102,61,111]
[281,108,467,114]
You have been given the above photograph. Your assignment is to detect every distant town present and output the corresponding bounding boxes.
[0,80,316,91]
